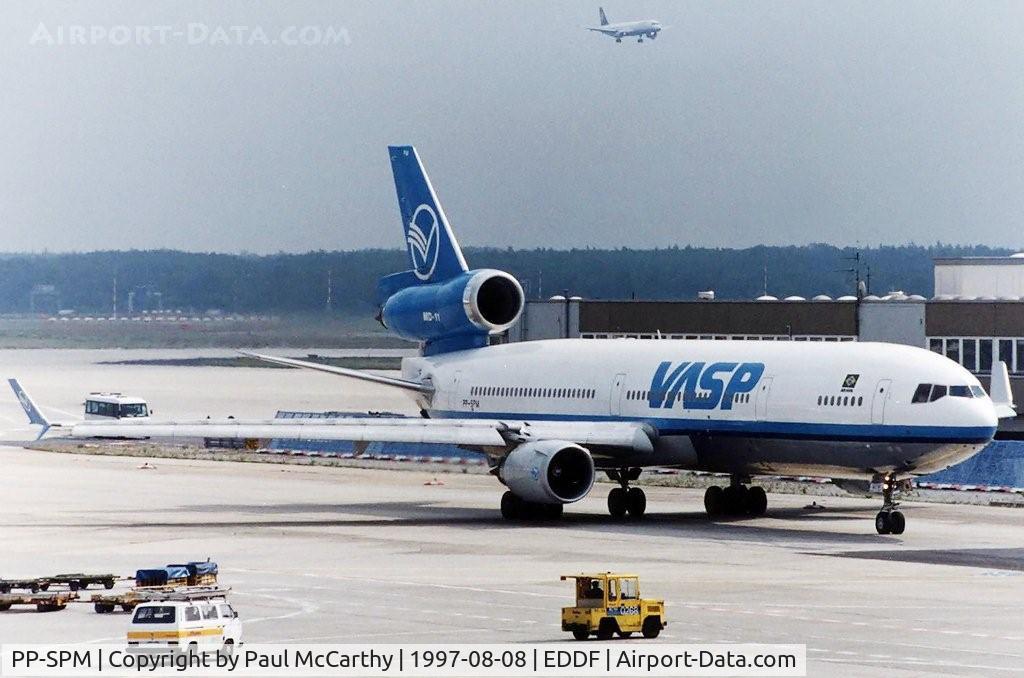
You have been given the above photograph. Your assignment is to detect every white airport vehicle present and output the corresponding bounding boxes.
[9,147,1015,534]
[84,392,150,420]
[127,597,240,655]
[587,7,666,43]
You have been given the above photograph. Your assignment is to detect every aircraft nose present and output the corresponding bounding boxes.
[973,398,999,433]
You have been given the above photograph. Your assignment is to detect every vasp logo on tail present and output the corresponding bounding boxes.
[407,204,440,280]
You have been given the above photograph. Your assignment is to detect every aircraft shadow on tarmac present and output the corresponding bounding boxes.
[821,547,1024,572]
[92,500,896,546]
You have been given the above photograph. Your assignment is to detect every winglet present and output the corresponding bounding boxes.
[989,361,1017,419]
[8,378,52,437]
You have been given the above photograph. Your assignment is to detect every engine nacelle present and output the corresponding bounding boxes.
[380,269,524,354]
[498,441,595,505]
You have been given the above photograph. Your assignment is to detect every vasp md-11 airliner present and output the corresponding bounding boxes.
[12,146,1015,535]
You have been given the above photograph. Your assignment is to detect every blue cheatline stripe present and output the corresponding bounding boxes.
[429,409,996,445]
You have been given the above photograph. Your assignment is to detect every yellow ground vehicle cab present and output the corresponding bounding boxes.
[561,573,666,640]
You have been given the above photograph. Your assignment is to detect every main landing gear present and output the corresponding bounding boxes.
[606,468,646,519]
[874,474,907,535]
[703,476,768,518]
[500,491,563,521]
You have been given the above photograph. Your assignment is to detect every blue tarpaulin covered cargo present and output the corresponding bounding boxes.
[135,566,190,587]
[188,561,218,576]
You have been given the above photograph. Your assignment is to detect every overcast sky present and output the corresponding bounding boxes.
[2,1,1023,253]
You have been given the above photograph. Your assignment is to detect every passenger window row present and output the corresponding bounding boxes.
[818,395,863,407]
[625,390,722,402]
[470,386,596,399]
[911,383,985,403]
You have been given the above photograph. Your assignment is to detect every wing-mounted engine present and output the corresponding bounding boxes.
[498,441,595,505]
[379,268,524,355]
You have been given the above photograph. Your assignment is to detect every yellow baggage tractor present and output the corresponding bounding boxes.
[560,573,666,640]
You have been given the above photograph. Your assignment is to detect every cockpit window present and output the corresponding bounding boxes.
[913,383,979,402]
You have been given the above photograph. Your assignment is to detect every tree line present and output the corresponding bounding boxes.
[0,244,1012,314]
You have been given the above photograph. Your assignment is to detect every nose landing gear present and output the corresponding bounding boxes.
[606,468,646,518]
[704,476,768,517]
[874,474,907,535]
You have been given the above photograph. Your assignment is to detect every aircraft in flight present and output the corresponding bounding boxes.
[11,147,1015,535]
[587,7,665,43]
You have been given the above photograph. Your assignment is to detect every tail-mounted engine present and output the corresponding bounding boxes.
[379,269,524,355]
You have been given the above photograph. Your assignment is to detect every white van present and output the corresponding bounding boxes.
[85,392,150,420]
[127,600,241,654]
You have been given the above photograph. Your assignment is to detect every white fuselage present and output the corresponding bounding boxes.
[404,339,997,480]
[600,20,661,38]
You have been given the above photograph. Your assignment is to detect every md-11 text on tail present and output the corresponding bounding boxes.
[12,146,1014,535]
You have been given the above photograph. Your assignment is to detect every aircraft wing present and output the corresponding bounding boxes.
[58,417,656,455]
[586,26,620,35]
[239,352,432,394]
[8,379,655,455]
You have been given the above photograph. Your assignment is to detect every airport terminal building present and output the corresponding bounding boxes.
[507,256,1024,431]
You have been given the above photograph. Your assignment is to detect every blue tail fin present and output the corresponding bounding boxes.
[388,146,468,284]
[599,7,609,25]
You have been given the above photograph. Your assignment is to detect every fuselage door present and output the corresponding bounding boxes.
[755,376,774,421]
[609,373,626,416]
[871,378,891,424]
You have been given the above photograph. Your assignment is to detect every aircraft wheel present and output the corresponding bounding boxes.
[500,491,520,520]
[626,488,646,518]
[889,511,906,535]
[746,486,768,516]
[608,487,628,518]
[875,511,891,535]
[722,485,748,515]
[703,486,725,516]
[544,503,564,520]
